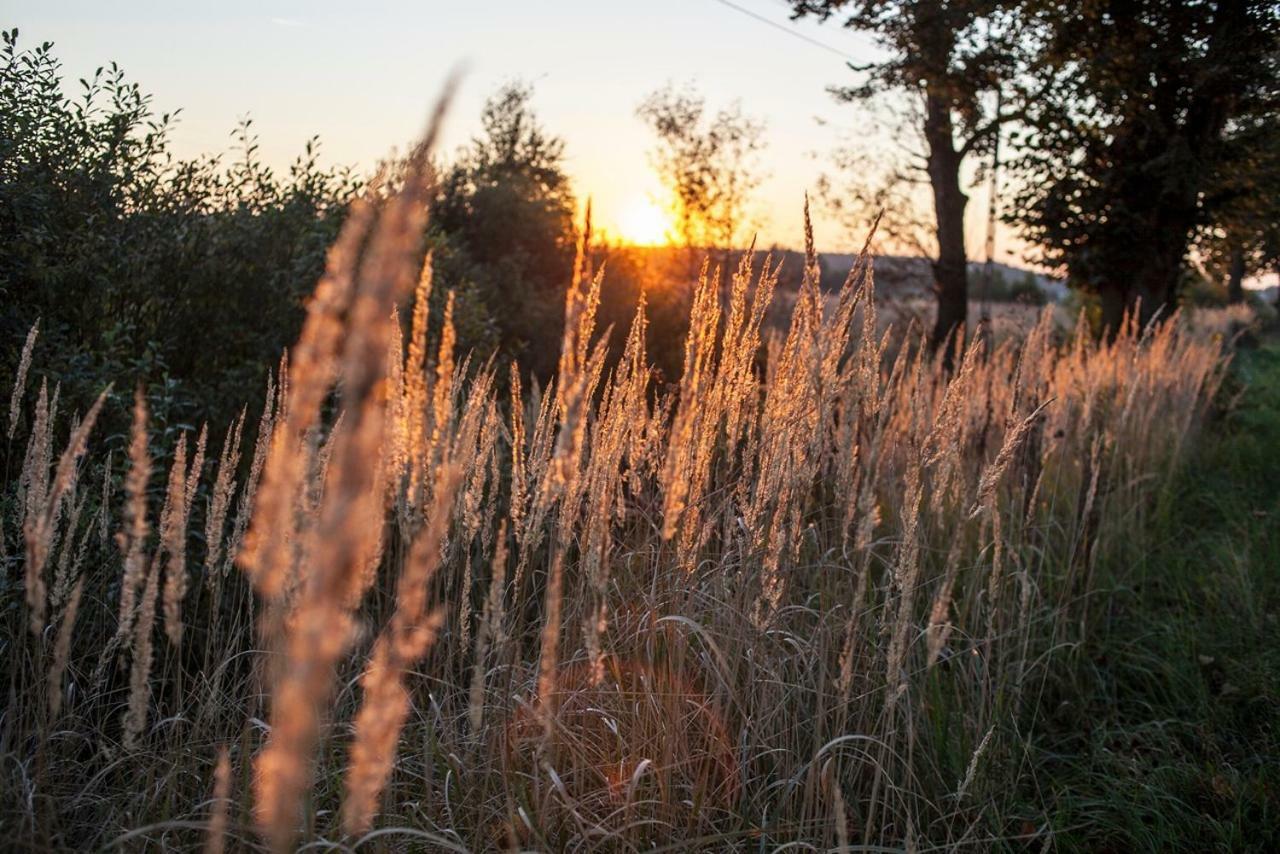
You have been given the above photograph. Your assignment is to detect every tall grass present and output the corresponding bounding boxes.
[0,113,1235,851]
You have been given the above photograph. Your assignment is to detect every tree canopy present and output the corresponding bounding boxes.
[1006,0,1280,331]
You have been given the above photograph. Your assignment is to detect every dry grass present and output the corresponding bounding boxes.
[0,114,1237,851]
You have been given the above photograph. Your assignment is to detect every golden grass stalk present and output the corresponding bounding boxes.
[252,87,454,852]
[203,412,244,582]
[225,382,276,578]
[162,429,201,645]
[457,397,501,649]
[403,252,435,514]
[468,519,509,733]
[205,746,232,854]
[341,463,462,835]
[47,574,83,718]
[98,448,113,544]
[113,389,152,643]
[49,491,85,612]
[186,425,208,514]
[237,194,378,599]
[429,290,458,469]
[970,400,1054,519]
[535,204,601,733]
[18,380,50,550]
[7,318,38,441]
[122,548,160,751]
[23,385,108,636]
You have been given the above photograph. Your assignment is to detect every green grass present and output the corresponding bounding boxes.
[1030,342,1280,852]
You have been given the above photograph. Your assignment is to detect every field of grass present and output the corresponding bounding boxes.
[0,125,1256,852]
[1023,342,1280,852]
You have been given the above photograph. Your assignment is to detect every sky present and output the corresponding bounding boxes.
[7,0,1024,261]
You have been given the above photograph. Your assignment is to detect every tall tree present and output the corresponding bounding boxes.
[1008,0,1280,333]
[1199,110,1280,304]
[789,0,1023,354]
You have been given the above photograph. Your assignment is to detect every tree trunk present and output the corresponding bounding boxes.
[1131,233,1186,329]
[1228,244,1246,304]
[924,88,969,363]
[1099,284,1129,341]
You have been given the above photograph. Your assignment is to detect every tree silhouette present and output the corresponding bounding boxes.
[1008,0,1280,333]
[432,82,578,379]
[789,0,1025,357]
[637,84,766,257]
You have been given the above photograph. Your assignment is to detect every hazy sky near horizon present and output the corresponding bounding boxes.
[8,0,1022,260]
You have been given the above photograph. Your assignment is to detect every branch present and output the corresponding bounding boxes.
[958,106,1029,158]
[958,76,1057,158]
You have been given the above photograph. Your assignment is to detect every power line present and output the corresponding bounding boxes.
[706,0,859,62]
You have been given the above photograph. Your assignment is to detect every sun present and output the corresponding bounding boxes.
[616,198,673,246]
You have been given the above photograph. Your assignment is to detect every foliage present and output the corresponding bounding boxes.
[1006,0,1280,331]
[1,37,585,416]
[431,82,578,380]
[0,29,360,430]
[636,83,766,250]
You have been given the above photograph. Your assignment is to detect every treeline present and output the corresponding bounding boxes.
[0,34,699,432]
[1,31,356,431]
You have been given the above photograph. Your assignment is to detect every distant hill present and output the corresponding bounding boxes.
[818,252,1066,301]
[596,244,1066,302]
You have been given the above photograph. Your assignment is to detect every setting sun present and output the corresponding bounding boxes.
[616,197,673,246]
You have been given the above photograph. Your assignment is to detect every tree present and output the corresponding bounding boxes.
[789,0,1024,355]
[813,138,938,265]
[636,84,766,255]
[1007,0,1280,334]
[431,83,578,379]
[1198,111,1280,303]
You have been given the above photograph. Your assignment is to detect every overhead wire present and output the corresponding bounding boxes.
[705,0,859,62]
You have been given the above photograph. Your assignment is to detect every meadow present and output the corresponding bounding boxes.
[0,110,1250,852]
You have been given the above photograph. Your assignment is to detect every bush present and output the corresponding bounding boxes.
[0,29,359,429]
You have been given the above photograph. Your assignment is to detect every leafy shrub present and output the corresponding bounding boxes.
[0,29,359,429]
